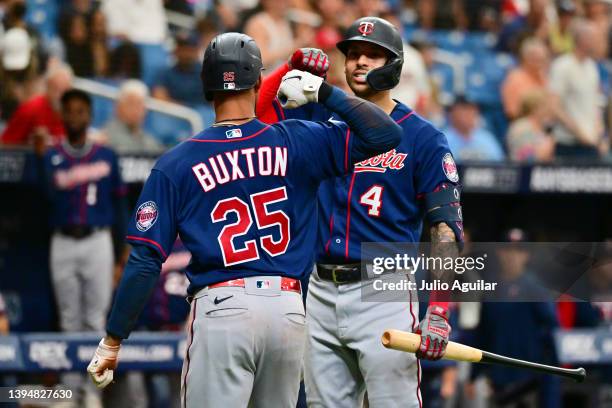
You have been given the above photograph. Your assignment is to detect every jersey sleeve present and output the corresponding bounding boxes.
[126,169,179,260]
[414,129,460,194]
[280,119,351,182]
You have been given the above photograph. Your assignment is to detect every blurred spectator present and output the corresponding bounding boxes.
[312,0,351,47]
[444,96,505,162]
[548,0,576,55]
[59,12,94,77]
[417,0,468,30]
[244,0,312,69]
[506,90,556,162]
[468,228,561,408]
[152,31,202,107]
[584,0,611,60]
[214,0,259,31]
[501,37,550,120]
[90,9,109,77]
[392,40,433,116]
[1,63,73,154]
[107,41,142,83]
[3,0,47,73]
[194,15,219,60]
[411,38,446,123]
[550,19,607,158]
[101,0,167,44]
[44,89,125,407]
[0,27,41,122]
[496,0,551,54]
[103,80,163,154]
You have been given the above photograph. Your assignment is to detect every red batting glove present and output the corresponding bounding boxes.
[288,48,330,78]
[416,305,451,360]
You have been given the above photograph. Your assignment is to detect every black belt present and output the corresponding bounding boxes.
[316,263,362,284]
[58,226,98,239]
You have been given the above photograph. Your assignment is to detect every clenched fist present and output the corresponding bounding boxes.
[288,48,330,78]
[277,69,324,109]
[87,338,121,388]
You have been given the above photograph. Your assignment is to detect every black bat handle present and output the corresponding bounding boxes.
[481,351,587,383]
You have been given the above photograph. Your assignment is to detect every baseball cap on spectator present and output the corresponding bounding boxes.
[557,0,577,14]
[1,27,31,70]
[451,94,478,108]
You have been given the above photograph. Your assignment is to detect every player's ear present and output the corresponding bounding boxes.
[254,74,262,93]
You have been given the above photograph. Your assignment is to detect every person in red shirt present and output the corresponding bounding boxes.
[1,63,73,153]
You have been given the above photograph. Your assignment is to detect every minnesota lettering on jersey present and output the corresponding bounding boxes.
[192,146,288,192]
[354,148,407,173]
[54,161,112,189]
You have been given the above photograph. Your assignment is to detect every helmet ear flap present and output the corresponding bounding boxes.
[365,57,403,91]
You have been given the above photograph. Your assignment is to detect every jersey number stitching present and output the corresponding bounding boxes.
[359,185,384,217]
[211,187,291,266]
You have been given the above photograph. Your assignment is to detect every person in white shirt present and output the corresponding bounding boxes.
[550,19,607,158]
[101,0,167,45]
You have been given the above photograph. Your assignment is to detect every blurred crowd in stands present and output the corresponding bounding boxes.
[0,0,609,163]
[0,1,610,407]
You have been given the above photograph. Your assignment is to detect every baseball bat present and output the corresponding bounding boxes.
[381,329,586,383]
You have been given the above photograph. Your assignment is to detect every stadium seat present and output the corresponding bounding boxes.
[25,0,58,41]
[137,43,171,88]
[144,111,194,146]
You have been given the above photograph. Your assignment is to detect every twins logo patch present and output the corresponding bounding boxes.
[136,201,158,232]
[358,21,374,36]
[442,153,459,182]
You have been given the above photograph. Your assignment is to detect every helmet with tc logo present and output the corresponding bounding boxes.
[336,17,404,91]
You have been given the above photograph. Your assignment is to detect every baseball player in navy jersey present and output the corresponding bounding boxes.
[86,32,401,408]
[256,17,464,407]
[44,89,126,405]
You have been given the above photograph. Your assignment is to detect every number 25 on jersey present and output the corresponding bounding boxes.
[211,187,291,266]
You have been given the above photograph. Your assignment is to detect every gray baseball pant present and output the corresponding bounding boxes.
[305,268,422,408]
[180,276,306,408]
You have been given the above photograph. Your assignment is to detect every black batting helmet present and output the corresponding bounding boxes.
[201,32,263,101]
[337,17,404,91]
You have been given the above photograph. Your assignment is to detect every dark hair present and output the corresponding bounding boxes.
[61,89,92,110]
[109,42,142,79]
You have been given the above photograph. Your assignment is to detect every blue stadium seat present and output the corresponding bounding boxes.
[144,112,195,146]
[430,30,467,52]
[25,0,59,41]
[463,32,497,52]
[465,52,515,105]
[91,94,115,129]
[137,44,171,88]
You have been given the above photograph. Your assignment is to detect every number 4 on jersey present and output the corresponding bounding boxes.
[211,187,290,266]
[359,185,384,217]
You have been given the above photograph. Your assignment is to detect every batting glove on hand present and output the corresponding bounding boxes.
[288,48,330,78]
[277,69,324,109]
[416,305,451,360]
[87,338,120,389]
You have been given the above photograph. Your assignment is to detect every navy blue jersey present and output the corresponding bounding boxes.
[279,101,460,262]
[126,119,351,293]
[44,142,126,228]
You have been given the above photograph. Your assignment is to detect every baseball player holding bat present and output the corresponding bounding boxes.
[257,17,463,407]
[87,32,402,408]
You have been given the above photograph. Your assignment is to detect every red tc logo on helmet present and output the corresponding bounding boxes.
[358,21,375,36]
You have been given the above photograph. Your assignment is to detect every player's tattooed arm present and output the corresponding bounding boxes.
[430,222,458,281]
